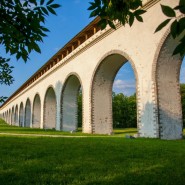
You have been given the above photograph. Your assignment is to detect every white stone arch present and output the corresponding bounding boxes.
[5,111,6,121]
[11,106,14,125]
[61,72,83,131]
[32,93,41,128]
[6,111,8,122]
[152,29,183,139]
[90,50,139,134]
[7,110,9,123]
[4,111,6,122]
[19,102,24,127]
[25,98,31,127]
[7,110,9,122]
[14,105,19,126]
[8,109,11,124]
[4,112,6,122]
[43,86,57,129]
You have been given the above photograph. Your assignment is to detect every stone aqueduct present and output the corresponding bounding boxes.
[0,0,183,139]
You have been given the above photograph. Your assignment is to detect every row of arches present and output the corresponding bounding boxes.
[2,76,82,131]
[2,95,41,128]
[1,34,184,139]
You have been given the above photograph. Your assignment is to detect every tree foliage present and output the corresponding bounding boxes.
[112,92,137,128]
[155,0,185,57]
[0,0,60,103]
[88,0,145,29]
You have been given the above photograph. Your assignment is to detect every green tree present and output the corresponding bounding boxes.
[0,0,60,103]
[88,0,185,57]
[112,92,137,128]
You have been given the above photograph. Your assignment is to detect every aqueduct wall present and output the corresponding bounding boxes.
[0,0,183,139]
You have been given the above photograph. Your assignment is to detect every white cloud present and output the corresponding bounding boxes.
[113,79,136,96]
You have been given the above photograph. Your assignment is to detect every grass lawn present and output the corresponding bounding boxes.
[0,119,185,185]
[0,119,137,137]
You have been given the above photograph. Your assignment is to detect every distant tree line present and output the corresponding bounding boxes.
[78,84,185,128]
[112,92,137,128]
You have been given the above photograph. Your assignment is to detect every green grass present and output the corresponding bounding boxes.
[1,119,185,185]
[0,119,137,137]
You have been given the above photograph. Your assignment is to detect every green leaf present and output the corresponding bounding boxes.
[108,20,116,29]
[179,17,185,34]
[179,5,185,14]
[129,13,134,27]
[170,20,179,38]
[22,54,28,62]
[89,9,99,18]
[46,0,54,5]
[33,44,41,53]
[47,6,56,15]
[50,4,61,9]
[41,27,50,32]
[40,0,45,5]
[16,52,21,60]
[135,15,143,22]
[180,0,185,6]
[95,0,101,6]
[161,4,176,17]
[98,19,107,30]
[174,3,185,14]
[173,42,185,57]
[41,7,48,15]
[23,1,28,7]
[155,19,171,33]
[88,2,97,10]
[134,9,146,16]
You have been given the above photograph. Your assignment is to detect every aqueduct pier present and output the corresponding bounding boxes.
[0,0,183,139]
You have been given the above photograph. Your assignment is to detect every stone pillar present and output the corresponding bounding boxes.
[40,100,44,129]
[82,85,92,134]
[137,77,159,138]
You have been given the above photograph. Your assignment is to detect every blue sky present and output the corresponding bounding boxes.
[0,0,185,99]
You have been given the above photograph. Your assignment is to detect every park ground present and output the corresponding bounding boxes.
[0,119,185,185]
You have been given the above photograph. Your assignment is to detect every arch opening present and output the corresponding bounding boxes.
[44,87,56,129]
[25,99,31,127]
[8,109,11,124]
[19,102,24,127]
[112,63,136,129]
[6,111,8,123]
[156,35,183,139]
[61,75,82,132]
[11,107,14,125]
[32,94,41,128]
[91,53,137,134]
[3,112,5,121]
[14,105,18,126]
[180,58,185,130]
